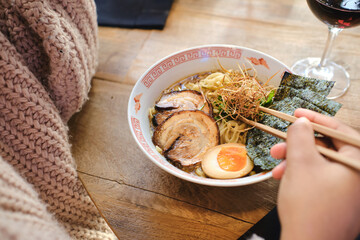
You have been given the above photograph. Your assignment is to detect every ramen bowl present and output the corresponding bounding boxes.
[128,44,290,187]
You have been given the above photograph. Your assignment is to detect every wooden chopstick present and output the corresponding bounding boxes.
[259,106,360,148]
[240,116,360,171]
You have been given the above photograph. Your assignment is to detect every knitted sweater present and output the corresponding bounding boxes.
[0,0,116,239]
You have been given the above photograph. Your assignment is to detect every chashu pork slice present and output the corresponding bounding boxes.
[153,90,212,126]
[152,110,220,168]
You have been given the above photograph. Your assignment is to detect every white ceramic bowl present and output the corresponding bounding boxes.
[128,44,290,187]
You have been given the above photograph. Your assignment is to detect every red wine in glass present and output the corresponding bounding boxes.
[291,0,360,99]
[307,0,360,28]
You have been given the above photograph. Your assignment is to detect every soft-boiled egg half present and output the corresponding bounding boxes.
[201,143,254,179]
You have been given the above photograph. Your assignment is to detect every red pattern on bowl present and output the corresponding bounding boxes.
[141,47,242,88]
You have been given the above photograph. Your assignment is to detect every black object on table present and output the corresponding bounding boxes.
[94,0,174,29]
[238,207,280,240]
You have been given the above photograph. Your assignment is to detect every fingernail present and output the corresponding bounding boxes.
[296,117,310,124]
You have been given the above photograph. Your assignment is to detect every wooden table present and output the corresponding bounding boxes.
[68,0,360,239]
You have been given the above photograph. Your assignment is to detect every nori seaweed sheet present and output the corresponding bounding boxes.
[278,71,335,95]
[275,87,342,115]
[246,72,342,170]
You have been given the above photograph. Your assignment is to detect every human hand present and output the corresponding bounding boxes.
[270,108,360,240]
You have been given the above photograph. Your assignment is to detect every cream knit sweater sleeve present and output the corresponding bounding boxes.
[0,0,116,239]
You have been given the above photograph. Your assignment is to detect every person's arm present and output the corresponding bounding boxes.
[0,157,71,240]
[270,108,360,240]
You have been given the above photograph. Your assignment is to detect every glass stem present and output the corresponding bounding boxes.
[319,27,342,67]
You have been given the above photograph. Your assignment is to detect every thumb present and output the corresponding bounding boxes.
[286,117,320,167]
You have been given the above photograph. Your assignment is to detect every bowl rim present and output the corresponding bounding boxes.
[128,44,290,187]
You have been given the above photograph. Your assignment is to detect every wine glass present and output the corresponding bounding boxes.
[291,0,360,99]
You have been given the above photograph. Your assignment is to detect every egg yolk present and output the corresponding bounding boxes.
[217,147,247,171]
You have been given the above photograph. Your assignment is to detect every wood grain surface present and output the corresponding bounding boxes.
[68,0,360,239]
